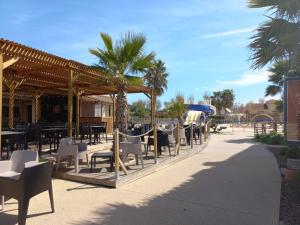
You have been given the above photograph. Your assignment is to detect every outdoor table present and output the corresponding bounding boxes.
[90,125,106,144]
[90,152,114,172]
[1,131,26,159]
[40,127,75,154]
[1,131,25,136]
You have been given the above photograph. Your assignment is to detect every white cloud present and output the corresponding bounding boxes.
[216,70,270,86]
[201,27,255,39]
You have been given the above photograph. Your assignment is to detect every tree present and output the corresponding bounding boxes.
[210,91,223,114]
[211,89,235,114]
[222,89,235,109]
[203,91,211,102]
[129,100,149,119]
[265,60,300,96]
[90,32,155,133]
[156,99,162,111]
[248,0,300,69]
[144,59,168,117]
[187,94,195,104]
[165,94,186,125]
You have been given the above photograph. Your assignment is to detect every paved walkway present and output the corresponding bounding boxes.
[0,129,281,225]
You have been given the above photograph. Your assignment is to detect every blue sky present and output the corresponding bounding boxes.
[0,0,275,105]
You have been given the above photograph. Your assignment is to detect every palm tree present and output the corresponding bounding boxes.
[248,0,300,69]
[265,60,300,96]
[144,59,168,124]
[90,32,155,133]
[166,93,186,125]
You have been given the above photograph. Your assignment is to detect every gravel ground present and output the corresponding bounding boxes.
[267,145,300,225]
[280,180,300,225]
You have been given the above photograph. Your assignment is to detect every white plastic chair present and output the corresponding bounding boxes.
[56,138,89,173]
[0,150,38,210]
[179,128,187,145]
[120,136,144,168]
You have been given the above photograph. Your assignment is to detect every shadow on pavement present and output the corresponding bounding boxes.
[68,144,280,225]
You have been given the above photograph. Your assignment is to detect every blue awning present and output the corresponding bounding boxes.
[187,104,214,114]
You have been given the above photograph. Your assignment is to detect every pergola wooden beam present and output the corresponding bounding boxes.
[0,53,19,158]
[0,54,3,158]
[3,56,19,69]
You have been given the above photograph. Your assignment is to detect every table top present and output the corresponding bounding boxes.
[90,125,105,128]
[41,128,67,131]
[1,131,25,135]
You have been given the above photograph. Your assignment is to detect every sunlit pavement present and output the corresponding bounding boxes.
[0,129,281,225]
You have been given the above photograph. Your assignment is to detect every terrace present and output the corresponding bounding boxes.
[0,38,211,188]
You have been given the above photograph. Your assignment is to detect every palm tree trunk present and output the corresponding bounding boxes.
[116,87,128,134]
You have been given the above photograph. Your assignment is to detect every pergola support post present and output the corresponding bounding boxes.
[3,78,25,129]
[150,89,155,127]
[32,91,43,124]
[75,89,84,139]
[67,70,74,138]
[0,55,3,158]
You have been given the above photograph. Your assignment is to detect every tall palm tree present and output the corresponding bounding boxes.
[144,59,168,121]
[89,32,155,133]
[248,0,300,69]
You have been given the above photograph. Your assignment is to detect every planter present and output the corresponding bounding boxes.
[284,168,298,181]
[287,158,300,170]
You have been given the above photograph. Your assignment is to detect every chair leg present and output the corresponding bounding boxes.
[109,156,114,171]
[1,195,4,210]
[75,155,79,173]
[140,154,144,168]
[18,197,29,225]
[135,155,139,165]
[86,154,89,168]
[168,146,171,157]
[48,187,55,213]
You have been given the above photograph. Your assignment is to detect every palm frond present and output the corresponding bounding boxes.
[131,52,155,73]
[248,0,300,20]
[124,75,144,86]
[249,18,300,68]
[265,84,281,96]
[100,32,113,52]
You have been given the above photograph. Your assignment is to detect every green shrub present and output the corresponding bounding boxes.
[286,145,300,159]
[254,133,285,145]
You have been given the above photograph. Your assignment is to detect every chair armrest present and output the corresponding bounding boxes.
[0,160,12,173]
[25,161,42,168]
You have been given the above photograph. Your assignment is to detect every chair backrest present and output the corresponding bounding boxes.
[10,150,39,173]
[179,128,186,138]
[60,137,72,146]
[158,133,169,146]
[127,136,141,144]
[76,142,87,152]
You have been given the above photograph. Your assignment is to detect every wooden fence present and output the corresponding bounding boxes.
[254,122,284,136]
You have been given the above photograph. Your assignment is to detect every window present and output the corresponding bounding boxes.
[95,103,101,117]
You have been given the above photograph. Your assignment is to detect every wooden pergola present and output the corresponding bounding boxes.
[0,38,154,155]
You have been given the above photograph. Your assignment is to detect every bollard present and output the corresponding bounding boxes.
[154,125,158,164]
[114,128,120,179]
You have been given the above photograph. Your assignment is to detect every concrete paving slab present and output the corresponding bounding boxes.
[0,130,281,225]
